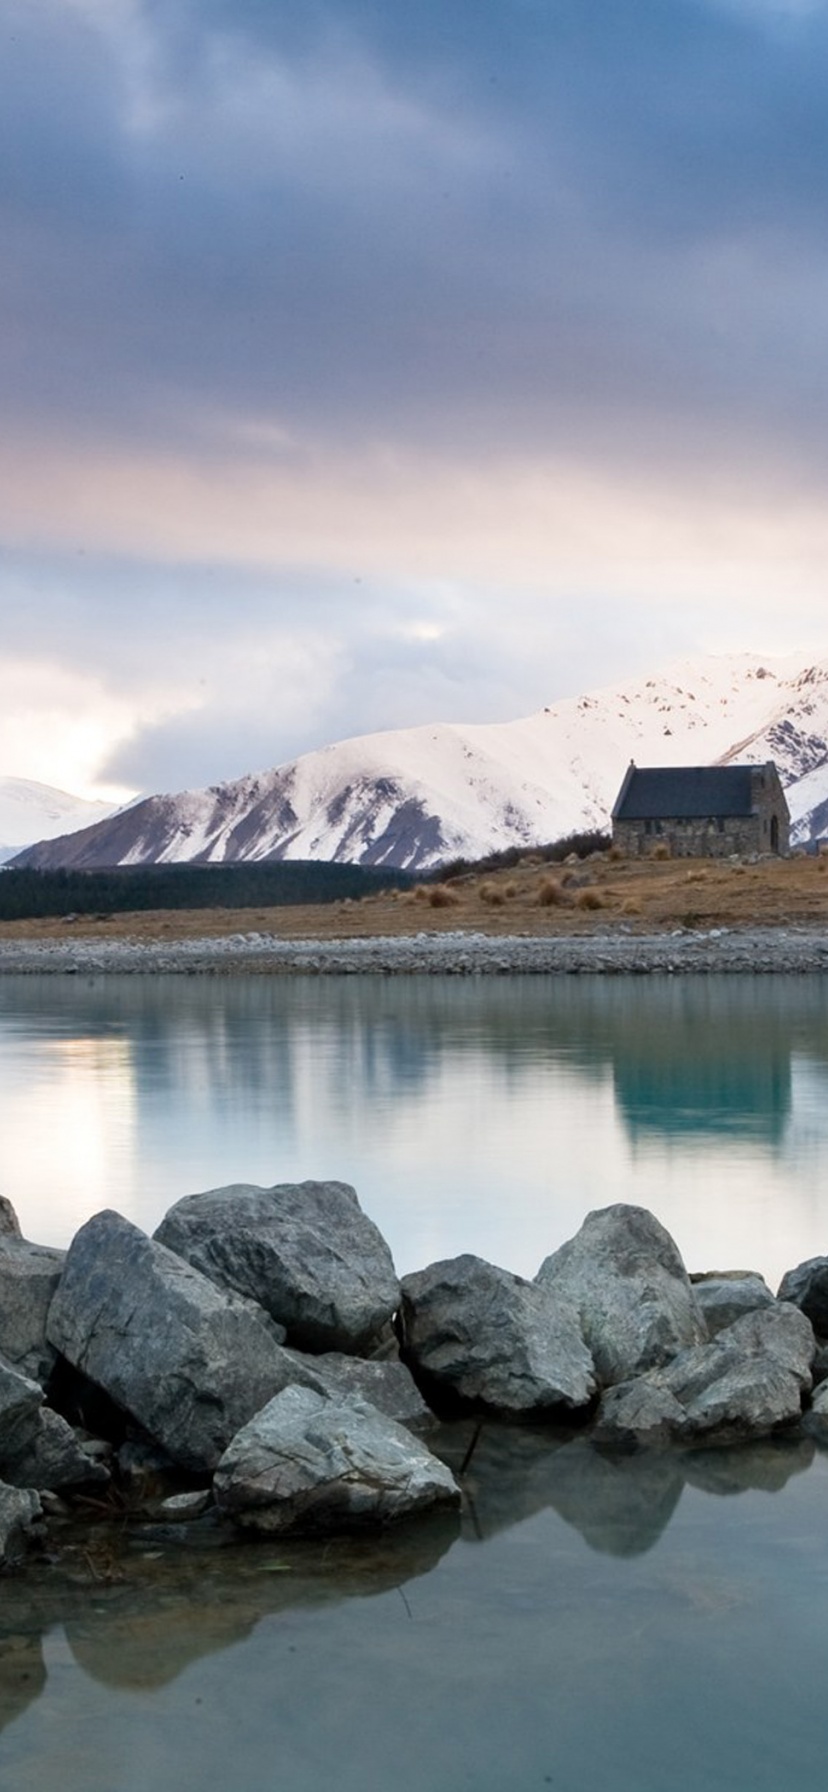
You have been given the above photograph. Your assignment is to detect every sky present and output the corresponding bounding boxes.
[4,0,828,801]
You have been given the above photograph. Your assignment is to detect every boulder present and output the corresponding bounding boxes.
[399,1253,596,1419]
[594,1304,815,1449]
[213,1385,460,1534]
[0,1407,109,1493]
[282,1349,435,1433]
[0,1196,22,1238]
[0,1236,65,1385]
[0,1480,41,1568]
[777,1256,828,1335]
[536,1204,706,1386]
[47,1210,301,1473]
[154,1179,399,1353]
[0,1351,109,1491]
[0,1355,42,1444]
[691,1271,775,1337]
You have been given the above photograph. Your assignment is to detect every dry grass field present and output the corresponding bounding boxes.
[2,849,828,944]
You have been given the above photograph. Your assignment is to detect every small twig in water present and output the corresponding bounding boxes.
[460,1422,483,1476]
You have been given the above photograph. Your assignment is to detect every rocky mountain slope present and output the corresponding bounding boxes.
[11,653,828,872]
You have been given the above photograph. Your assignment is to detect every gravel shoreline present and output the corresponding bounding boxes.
[2,925,828,975]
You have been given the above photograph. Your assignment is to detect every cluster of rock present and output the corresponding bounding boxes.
[2,1183,828,1571]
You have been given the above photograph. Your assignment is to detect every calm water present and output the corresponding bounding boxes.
[1,972,828,1283]
[2,972,828,1790]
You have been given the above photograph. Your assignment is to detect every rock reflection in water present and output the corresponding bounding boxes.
[2,1436,828,1792]
[0,1510,459,1724]
[438,1422,815,1557]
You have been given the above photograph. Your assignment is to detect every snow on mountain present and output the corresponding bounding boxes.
[11,651,828,872]
[0,778,117,865]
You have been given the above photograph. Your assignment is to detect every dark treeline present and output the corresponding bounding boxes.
[0,862,415,920]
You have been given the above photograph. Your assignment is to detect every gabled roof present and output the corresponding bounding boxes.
[612,764,759,822]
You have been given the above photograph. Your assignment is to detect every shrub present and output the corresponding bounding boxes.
[575,887,604,910]
[427,883,461,908]
[537,876,566,907]
[480,882,505,906]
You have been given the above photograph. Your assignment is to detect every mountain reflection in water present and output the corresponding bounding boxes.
[2,972,828,1288]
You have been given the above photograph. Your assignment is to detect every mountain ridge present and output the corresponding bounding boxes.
[11,651,828,872]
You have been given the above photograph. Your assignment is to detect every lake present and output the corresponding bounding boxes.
[1,972,828,1789]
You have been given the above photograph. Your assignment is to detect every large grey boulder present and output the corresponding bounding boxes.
[0,1236,65,1385]
[778,1256,828,1335]
[691,1271,775,1338]
[47,1210,301,1473]
[154,1179,399,1353]
[213,1385,460,1534]
[399,1254,596,1419]
[594,1304,815,1449]
[536,1204,706,1387]
[0,1480,41,1567]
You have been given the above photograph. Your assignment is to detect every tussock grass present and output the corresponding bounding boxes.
[575,887,605,910]
[537,876,567,907]
[426,883,462,909]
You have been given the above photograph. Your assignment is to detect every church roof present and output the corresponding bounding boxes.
[611,764,760,821]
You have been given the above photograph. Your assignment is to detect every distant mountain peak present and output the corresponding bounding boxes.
[0,778,117,865]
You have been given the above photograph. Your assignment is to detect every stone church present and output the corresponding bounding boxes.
[611,762,790,858]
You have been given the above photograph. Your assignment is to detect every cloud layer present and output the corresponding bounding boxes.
[3,0,828,795]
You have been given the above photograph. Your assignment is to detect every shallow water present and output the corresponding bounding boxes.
[2,972,828,1788]
[2,1427,827,1790]
[1,972,828,1283]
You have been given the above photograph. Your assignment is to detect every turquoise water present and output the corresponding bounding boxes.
[1,973,828,1789]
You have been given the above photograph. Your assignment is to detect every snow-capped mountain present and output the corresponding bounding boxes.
[11,652,828,872]
[0,778,117,866]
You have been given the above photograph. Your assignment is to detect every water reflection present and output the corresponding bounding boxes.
[0,1429,817,1723]
[1,974,828,1284]
[0,1427,823,1792]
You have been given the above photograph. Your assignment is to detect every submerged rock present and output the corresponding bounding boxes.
[154,1179,399,1353]
[0,1480,42,1568]
[399,1253,596,1419]
[214,1385,460,1534]
[594,1303,815,1449]
[777,1256,828,1336]
[691,1271,775,1338]
[536,1204,706,1386]
[47,1210,299,1473]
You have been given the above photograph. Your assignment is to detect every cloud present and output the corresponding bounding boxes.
[4,1,828,796]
